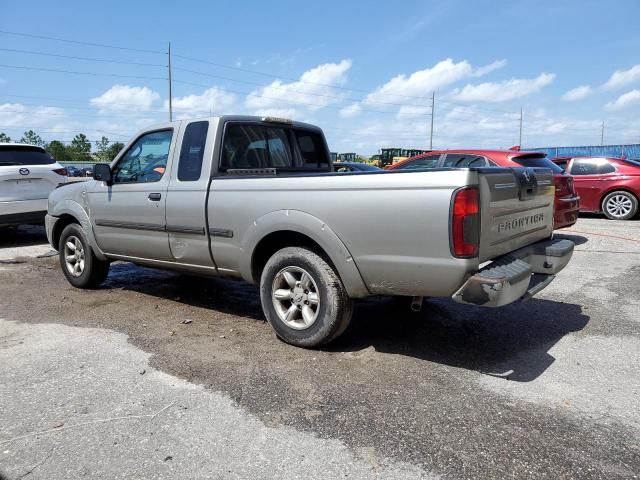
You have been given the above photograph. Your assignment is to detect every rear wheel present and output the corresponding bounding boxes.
[58,223,110,288]
[260,247,353,348]
[602,191,638,220]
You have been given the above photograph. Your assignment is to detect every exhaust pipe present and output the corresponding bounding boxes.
[410,296,424,312]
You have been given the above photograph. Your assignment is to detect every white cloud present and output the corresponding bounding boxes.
[363,58,503,107]
[450,73,555,102]
[90,85,160,112]
[339,103,362,118]
[562,85,592,101]
[167,87,236,118]
[603,65,640,90]
[245,59,352,114]
[605,89,640,111]
[472,59,508,77]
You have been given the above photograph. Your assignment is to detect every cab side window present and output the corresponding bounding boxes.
[178,121,208,181]
[112,130,173,183]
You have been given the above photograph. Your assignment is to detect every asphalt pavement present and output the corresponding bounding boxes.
[0,218,638,479]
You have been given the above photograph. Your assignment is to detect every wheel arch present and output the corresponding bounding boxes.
[242,210,370,298]
[50,200,107,260]
[52,213,81,250]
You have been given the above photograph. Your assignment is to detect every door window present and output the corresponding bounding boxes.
[442,154,487,168]
[112,130,173,183]
[178,121,208,181]
[395,155,441,170]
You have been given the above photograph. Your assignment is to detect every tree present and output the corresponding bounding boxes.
[106,142,125,162]
[0,132,11,143]
[46,140,71,162]
[20,130,45,147]
[95,136,112,163]
[69,133,92,162]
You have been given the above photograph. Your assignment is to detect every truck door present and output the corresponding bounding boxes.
[165,120,215,266]
[88,128,176,261]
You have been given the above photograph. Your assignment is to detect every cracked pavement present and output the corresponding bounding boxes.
[0,217,639,479]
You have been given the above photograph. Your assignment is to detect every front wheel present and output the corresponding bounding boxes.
[602,191,638,220]
[58,223,110,288]
[260,247,353,348]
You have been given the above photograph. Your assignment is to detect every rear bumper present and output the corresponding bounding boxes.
[452,237,574,307]
[0,200,48,227]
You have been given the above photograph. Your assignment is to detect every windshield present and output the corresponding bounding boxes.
[0,146,55,166]
[511,154,563,173]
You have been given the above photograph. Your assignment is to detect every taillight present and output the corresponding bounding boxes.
[53,168,68,176]
[451,186,480,258]
[553,174,574,197]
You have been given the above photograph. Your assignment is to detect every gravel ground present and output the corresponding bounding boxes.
[0,217,638,479]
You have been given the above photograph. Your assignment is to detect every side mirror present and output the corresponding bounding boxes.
[93,163,113,185]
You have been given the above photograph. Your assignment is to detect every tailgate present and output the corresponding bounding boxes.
[478,167,554,262]
[0,167,59,202]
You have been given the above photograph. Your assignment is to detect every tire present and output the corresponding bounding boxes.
[58,223,110,288]
[259,247,353,348]
[602,191,638,220]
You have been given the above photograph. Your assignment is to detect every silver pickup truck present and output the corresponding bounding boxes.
[46,115,574,347]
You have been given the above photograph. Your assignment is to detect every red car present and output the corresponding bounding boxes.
[387,149,580,229]
[551,156,640,220]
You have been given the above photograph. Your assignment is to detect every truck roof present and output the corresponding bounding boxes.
[145,115,324,133]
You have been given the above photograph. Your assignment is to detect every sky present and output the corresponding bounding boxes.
[0,0,639,154]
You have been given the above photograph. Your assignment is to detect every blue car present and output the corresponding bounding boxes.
[333,162,381,172]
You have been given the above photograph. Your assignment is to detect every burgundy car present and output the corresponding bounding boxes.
[552,157,640,220]
[388,149,580,229]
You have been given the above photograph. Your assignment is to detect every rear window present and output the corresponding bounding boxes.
[293,130,329,169]
[0,146,55,166]
[511,154,563,173]
[221,123,329,173]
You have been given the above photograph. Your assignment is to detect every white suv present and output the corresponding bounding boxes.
[0,143,68,227]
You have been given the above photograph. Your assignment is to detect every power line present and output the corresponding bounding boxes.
[0,48,166,68]
[172,53,435,102]
[172,65,433,109]
[0,29,434,103]
[0,29,165,54]
[1,45,434,109]
[0,63,167,81]
[172,78,432,117]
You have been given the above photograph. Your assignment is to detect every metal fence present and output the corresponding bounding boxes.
[527,144,640,159]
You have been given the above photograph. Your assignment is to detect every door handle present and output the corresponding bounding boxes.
[148,193,161,201]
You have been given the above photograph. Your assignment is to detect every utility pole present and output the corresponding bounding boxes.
[601,120,605,146]
[518,107,523,147]
[168,42,173,122]
[429,91,435,150]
